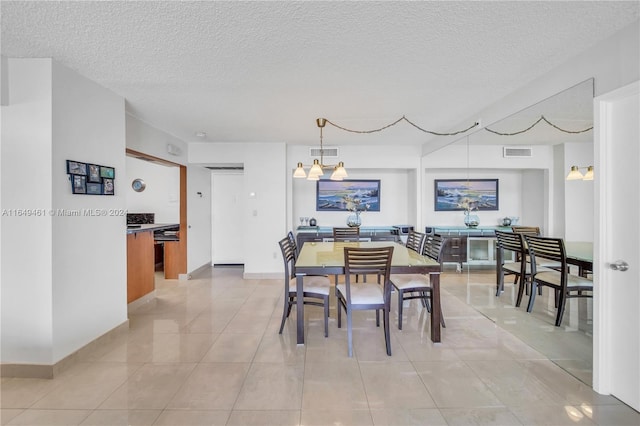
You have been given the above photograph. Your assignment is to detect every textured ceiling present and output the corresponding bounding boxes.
[2,1,638,148]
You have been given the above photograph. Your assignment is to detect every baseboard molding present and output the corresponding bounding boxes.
[1,320,129,379]
[188,262,211,278]
[127,290,156,312]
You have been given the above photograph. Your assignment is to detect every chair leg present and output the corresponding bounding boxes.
[324,295,329,337]
[527,281,538,312]
[555,291,567,326]
[383,307,391,356]
[496,270,504,296]
[397,289,404,330]
[376,309,380,327]
[347,307,354,357]
[515,275,526,307]
[337,295,342,328]
[278,297,291,334]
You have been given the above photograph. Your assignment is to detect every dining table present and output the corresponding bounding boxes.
[294,241,442,345]
[565,241,593,276]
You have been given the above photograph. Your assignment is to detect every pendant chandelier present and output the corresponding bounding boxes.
[293,118,348,181]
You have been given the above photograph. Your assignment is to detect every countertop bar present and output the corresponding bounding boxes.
[126,223,179,234]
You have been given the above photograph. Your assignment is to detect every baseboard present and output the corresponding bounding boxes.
[127,290,156,312]
[1,320,129,379]
[188,262,211,278]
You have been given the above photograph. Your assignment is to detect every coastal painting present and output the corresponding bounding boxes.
[316,179,381,211]
[434,179,499,211]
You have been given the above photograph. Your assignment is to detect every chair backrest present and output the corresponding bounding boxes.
[405,230,426,254]
[495,230,526,255]
[511,226,541,236]
[423,234,445,263]
[278,236,296,283]
[287,230,298,258]
[523,235,566,275]
[333,227,360,241]
[343,246,394,289]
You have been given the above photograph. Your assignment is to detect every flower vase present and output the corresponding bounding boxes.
[347,211,361,227]
[464,211,479,228]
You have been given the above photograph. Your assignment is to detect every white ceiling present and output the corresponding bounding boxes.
[2,1,638,148]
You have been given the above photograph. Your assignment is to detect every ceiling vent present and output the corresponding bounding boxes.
[310,147,339,158]
[206,166,244,170]
[503,146,533,158]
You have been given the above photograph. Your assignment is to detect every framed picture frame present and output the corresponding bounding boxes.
[100,166,115,179]
[316,179,381,211]
[87,164,101,182]
[66,160,87,176]
[434,179,499,211]
[86,182,102,195]
[102,178,114,195]
[71,175,87,194]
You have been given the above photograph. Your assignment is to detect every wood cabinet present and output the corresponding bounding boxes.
[127,231,155,303]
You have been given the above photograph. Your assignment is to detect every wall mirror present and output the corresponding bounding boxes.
[453,78,595,385]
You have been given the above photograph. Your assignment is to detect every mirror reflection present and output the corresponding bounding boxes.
[435,79,594,385]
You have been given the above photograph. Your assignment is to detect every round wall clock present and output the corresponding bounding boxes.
[131,178,146,192]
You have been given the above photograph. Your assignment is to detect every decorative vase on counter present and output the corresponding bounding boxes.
[464,211,480,228]
[309,218,317,227]
[347,211,361,227]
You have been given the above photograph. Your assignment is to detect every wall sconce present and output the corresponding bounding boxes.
[566,165,594,181]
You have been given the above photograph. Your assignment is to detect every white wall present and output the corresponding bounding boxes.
[1,58,127,364]
[189,142,287,277]
[51,61,127,362]
[1,59,54,363]
[187,165,212,272]
[126,115,187,166]
[125,156,180,223]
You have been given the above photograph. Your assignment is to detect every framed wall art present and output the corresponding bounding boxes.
[316,179,381,212]
[434,179,499,211]
[66,159,115,196]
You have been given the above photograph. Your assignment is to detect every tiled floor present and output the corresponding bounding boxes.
[2,266,639,425]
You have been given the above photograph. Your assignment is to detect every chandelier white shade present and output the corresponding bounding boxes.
[293,118,348,181]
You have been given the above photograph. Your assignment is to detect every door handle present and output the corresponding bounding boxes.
[608,260,629,272]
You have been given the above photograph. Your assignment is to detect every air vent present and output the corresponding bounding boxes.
[503,146,532,158]
[206,166,244,170]
[310,147,339,158]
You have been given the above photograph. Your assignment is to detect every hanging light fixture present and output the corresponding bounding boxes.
[293,118,348,181]
[566,165,594,181]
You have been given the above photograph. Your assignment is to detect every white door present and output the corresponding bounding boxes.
[212,173,245,264]
[593,80,640,411]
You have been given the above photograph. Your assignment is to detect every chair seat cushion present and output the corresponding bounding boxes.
[290,276,331,295]
[389,274,429,290]
[336,283,384,305]
[534,271,593,289]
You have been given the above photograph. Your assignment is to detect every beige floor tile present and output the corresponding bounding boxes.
[359,361,435,409]
[152,409,230,425]
[300,409,374,425]
[226,410,300,426]
[370,408,448,426]
[166,362,250,410]
[302,361,367,410]
[234,363,304,410]
[98,363,196,409]
[5,409,90,425]
[200,332,262,362]
[589,403,640,425]
[79,409,161,425]
[413,360,503,408]
[0,409,23,425]
[510,404,598,425]
[31,363,138,410]
[252,333,306,364]
[0,378,57,409]
[439,407,523,425]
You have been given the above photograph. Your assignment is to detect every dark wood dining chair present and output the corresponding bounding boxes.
[287,230,298,259]
[511,226,541,236]
[390,233,446,330]
[523,235,593,326]
[336,246,394,357]
[495,230,533,306]
[278,236,331,337]
[332,227,360,242]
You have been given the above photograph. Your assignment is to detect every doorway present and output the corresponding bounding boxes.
[211,172,245,265]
